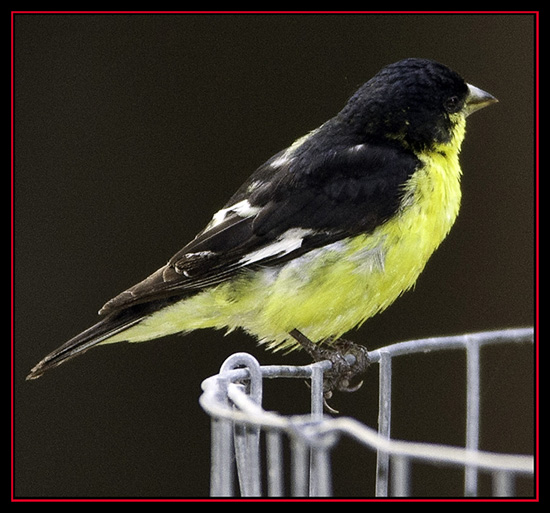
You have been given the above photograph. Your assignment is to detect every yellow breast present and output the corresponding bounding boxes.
[251,136,465,348]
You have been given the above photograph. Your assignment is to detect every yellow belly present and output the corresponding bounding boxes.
[244,147,463,348]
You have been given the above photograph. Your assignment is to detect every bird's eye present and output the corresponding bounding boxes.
[444,95,460,112]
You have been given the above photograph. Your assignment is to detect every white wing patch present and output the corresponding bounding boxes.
[207,199,260,230]
[238,228,312,265]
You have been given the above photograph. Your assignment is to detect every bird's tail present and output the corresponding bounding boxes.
[26,307,147,380]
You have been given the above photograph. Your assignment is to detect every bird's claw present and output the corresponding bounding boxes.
[290,330,370,414]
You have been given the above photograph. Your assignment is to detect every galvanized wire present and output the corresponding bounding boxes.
[199,328,535,498]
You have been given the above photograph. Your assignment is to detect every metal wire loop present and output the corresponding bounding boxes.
[199,327,535,498]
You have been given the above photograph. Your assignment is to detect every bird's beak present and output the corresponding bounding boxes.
[465,83,498,116]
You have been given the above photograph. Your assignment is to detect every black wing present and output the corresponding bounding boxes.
[99,138,418,315]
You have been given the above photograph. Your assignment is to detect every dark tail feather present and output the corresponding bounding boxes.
[26,309,145,380]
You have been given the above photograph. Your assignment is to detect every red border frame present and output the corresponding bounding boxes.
[11,10,540,503]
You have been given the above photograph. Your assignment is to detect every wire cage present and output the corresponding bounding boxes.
[199,328,535,498]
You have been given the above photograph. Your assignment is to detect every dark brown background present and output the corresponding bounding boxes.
[14,13,535,498]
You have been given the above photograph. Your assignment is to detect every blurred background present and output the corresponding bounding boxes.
[14,13,536,498]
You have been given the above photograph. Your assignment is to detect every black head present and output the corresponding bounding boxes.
[338,58,471,151]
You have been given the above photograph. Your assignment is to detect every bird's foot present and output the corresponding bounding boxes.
[289,329,370,414]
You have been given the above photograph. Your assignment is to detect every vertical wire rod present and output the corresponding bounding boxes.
[391,455,411,497]
[310,364,325,419]
[309,446,332,497]
[309,363,331,495]
[291,436,310,497]
[492,470,515,497]
[210,417,235,497]
[233,419,262,496]
[375,351,393,497]
[266,430,285,497]
[464,336,481,496]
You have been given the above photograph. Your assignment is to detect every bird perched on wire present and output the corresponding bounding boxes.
[27,58,497,401]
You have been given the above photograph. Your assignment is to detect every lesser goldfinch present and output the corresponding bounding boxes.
[27,58,497,383]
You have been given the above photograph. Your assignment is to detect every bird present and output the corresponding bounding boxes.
[27,58,497,392]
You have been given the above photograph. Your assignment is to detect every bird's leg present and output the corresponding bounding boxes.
[289,329,370,413]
